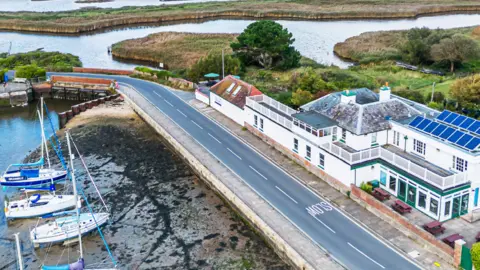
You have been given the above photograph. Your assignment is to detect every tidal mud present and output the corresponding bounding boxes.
[0,100,290,269]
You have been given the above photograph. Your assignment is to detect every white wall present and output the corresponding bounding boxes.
[195,90,209,104]
[245,106,293,148]
[344,132,371,151]
[354,164,379,186]
[210,93,245,126]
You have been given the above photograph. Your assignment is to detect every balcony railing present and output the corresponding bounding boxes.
[246,95,295,130]
[379,148,468,190]
[321,142,380,164]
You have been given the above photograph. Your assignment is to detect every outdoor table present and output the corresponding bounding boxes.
[442,233,464,248]
[372,188,390,201]
[476,232,480,242]
[423,221,445,236]
[392,200,412,214]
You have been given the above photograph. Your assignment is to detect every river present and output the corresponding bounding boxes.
[1,0,234,12]
[0,14,479,69]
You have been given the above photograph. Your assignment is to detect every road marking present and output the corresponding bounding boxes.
[177,109,187,117]
[311,214,336,234]
[348,242,385,269]
[164,99,174,107]
[191,120,203,129]
[306,202,333,216]
[153,91,162,98]
[227,147,242,160]
[208,133,222,144]
[275,186,298,204]
[249,165,267,180]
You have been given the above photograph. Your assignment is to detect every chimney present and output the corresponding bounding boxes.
[379,82,391,102]
[341,89,356,104]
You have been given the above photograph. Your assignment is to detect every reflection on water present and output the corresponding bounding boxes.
[0,99,78,172]
[1,0,234,12]
[0,14,479,69]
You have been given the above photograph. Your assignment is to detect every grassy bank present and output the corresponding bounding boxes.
[0,51,81,72]
[112,32,237,70]
[1,0,480,33]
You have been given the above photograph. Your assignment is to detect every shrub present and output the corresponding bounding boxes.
[472,243,480,270]
[15,64,46,79]
[427,101,443,110]
[360,182,372,194]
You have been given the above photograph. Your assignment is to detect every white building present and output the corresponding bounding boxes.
[240,86,480,221]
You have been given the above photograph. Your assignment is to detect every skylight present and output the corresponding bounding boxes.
[232,85,242,96]
[225,83,236,93]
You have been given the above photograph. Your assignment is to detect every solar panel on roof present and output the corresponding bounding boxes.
[424,122,439,133]
[436,111,451,121]
[447,130,464,143]
[452,115,467,126]
[439,127,455,139]
[476,127,480,136]
[417,119,432,130]
[431,124,447,136]
[456,134,473,147]
[466,137,480,150]
[468,121,480,133]
[444,112,460,123]
[409,116,424,128]
[460,118,475,129]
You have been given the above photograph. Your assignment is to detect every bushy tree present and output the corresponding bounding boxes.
[291,88,313,107]
[431,34,480,72]
[425,91,445,103]
[291,67,327,94]
[400,27,432,65]
[231,20,301,70]
[472,243,480,270]
[186,53,241,82]
[450,74,480,106]
[15,64,46,79]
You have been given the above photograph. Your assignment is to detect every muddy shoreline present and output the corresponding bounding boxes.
[0,100,290,269]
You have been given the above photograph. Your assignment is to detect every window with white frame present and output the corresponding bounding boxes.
[260,119,264,131]
[254,115,258,127]
[293,138,298,152]
[306,145,311,160]
[452,156,468,172]
[429,197,439,215]
[393,131,400,146]
[413,139,426,155]
[418,191,427,209]
[341,128,346,142]
[319,153,325,168]
[332,127,337,141]
[371,133,377,145]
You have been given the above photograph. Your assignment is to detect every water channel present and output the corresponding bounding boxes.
[1,14,479,69]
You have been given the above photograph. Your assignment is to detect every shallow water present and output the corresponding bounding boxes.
[1,0,234,12]
[0,14,479,69]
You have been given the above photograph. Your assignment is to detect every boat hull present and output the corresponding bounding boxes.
[0,169,67,187]
[30,212,109,247]
[5,195,79,220]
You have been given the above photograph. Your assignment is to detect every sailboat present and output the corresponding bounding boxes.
[0,97,67,187]
[30,130,110,249]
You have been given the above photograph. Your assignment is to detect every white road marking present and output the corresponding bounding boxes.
[191,120,203,129]
[275,186,298,204]
[164,99,174,107]
[177,109,187,117]
[208,133,222,144]
[153,91,162,98]
[348,242,385,269]
[249,165,267,180]
[227,147,242,160]
[311,215,336,234]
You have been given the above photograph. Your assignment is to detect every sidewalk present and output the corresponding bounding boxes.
[188,98,455,270]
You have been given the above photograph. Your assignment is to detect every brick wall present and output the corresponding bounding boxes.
[350,185,455,261]
[245,122,349,193]
[51,76,113,85]
[72,67,133,75]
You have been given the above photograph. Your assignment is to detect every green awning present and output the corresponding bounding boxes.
[204,73,220,78]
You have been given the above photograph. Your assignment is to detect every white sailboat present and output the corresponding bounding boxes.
[1,97,67,187]
[30,131,109,248]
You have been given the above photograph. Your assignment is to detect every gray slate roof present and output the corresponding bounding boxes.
[301,88,422,135]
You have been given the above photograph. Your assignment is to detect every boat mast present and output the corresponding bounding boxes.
[14,233,24,270]
[66,131,83,259]
[40,97,51,169]
[40,97,44,169]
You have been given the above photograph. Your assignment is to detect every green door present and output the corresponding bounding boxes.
[406,185,416,207]
[452,197,461,218]
[398,180,407,202]
[460,245,473,270]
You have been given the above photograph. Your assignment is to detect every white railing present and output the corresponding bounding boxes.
[379,147,468,190]
[321,142,380,164]
[246,95,295,130]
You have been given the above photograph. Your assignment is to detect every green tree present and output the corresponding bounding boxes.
[292,67,327,94]
[291,88,313,107]
[231,20,300,70]
[430,34,480,72]
[15,64,46,79]
[186,53,241,82]
[472,243,480,270]
[450,74,480,106]
[400,27,432,65]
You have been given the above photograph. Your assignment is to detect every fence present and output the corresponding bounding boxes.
[321,142,380,164]
[246,95,296,130]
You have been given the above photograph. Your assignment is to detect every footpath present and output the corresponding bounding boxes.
[118,85,342,270]
[187,98,455,270]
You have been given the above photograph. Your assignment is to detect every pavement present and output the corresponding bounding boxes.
[51,73,422,270]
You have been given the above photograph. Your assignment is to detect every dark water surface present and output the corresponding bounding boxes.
[0,14,479,69]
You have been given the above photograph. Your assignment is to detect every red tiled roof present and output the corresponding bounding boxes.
[210,75,261,108]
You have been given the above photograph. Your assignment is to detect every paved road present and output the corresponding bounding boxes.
[52,73,420,270]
